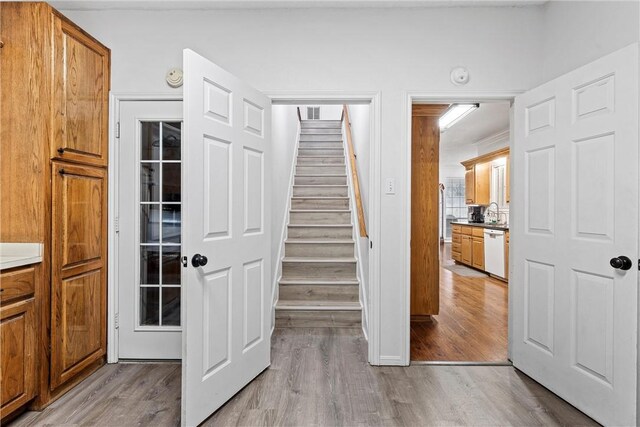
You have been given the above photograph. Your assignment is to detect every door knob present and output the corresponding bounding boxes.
[191,254,208,267]
[610,256,632,271]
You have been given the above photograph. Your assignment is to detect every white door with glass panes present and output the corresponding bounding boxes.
[118,100,183,359]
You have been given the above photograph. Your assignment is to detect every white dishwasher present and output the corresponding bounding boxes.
[483,228,505,278]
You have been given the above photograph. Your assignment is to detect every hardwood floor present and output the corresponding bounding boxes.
[11,328,596,426]
[411,242,508,362]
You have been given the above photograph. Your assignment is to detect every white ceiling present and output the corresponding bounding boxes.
[51,0,548,10]
[439,101,510,149]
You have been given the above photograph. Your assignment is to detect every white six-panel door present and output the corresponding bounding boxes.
[512,44,639,426]
[182,49,272,427]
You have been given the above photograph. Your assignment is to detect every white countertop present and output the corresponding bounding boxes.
[0,243,44,270]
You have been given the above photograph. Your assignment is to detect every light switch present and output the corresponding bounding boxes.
[385,178,395,195]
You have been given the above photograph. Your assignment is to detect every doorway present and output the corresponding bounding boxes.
[116,99,183,360]
[408,99,513,363]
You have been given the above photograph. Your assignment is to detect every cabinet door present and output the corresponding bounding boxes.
[50,162,107,389]
[474,162,491,206]
[1,299,36,417]
[464,167,475,204]
[461,236,472,265]
[51,14,110,167]
[472,237,485,270]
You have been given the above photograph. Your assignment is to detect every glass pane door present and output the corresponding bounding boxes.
[139,121,182,327]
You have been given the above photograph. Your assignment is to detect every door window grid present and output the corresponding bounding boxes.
[139,121,182,328]
[444,177,466,239]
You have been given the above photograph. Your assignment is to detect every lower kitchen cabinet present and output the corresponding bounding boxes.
[1,265,38,419]
[461,235,473,264]
[472,237,485,270]
[452,224,506,281]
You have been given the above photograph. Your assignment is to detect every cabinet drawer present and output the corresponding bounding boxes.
[452,233,461,244]
[452,242,461,253]
[0,266,35,304]
[452,224,462,234]
[472,227,484,238]
[461,226,473,236]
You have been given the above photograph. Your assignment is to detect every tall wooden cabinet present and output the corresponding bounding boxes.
[0,2,110,420]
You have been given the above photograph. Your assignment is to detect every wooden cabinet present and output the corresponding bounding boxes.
[51,16,110,167]
[50,163,107,389]
[464,163,490,205]
[461,235,473,264]
[461,148,509,206]
[0,3,110,418]
[1,297,37,417]
[472,237,485,270]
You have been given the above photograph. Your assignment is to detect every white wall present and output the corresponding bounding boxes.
[348,104,371,333]
[270,105,299,311]
[58,3,632,364]
[541,1,640,81]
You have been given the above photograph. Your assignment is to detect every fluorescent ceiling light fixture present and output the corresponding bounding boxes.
[439,103,479,131]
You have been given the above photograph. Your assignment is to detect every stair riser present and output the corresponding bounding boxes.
[300,135,343,142]
[282,262,356,279]
[293,186,348,197]
[278,285,359,302]
[300,128,342,134]
[294,176,347,185]
[275,310,361,328]
[296,166,346,175]
[290,211,351,225]
[285,242,354,258]
[291,198,349,210]
[288,226,352,239]
[298,148,344,156]
[299,141,343,149]
[297,157,344,165]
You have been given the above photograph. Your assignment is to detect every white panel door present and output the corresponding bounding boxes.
[512,44,639,426]
[181,49,271,427]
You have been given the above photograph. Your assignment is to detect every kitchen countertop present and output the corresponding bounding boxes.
[451,220,509,231]
[0,243,44,270]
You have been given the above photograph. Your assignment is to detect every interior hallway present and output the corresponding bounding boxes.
[411,242,508,362]
[12,328,595,426]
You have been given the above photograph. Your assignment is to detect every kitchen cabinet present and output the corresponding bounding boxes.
[451,224,508,282]
[461,148,509,206]
[0,2,110,419]
[0,265,38,419]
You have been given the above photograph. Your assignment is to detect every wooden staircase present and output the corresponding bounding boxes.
[275,119,362,328]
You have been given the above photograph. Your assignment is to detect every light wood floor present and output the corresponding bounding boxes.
[12,327,596,426]
[411,242,508,362]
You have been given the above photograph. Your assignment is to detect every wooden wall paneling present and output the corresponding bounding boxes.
[0,298,36,417]
[410,104,447,316]
[50,162,107,390]
[51,13,110,167]
[0,2,50,243]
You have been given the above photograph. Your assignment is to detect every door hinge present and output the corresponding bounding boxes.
[114,216,119,233]
[115,312,119,329]
[181,256,188,267]
[115,121,120,139]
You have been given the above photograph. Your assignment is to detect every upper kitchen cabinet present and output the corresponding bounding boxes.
[51,15,110,166]
[461,147,509,206]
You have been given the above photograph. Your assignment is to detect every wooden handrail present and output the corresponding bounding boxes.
[342,105,367,238]
[296,106,302,122]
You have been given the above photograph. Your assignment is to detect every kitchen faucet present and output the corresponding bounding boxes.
[486,202,500,224]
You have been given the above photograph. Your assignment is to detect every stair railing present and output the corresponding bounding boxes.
[342,105,368,237]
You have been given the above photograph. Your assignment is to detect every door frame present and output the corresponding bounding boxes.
[266,90,382,365]
[108,93,184,363]
[403,91,522,365]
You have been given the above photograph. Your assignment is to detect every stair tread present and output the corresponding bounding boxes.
[276,300,361,310]
[288,224,351,227]
[289,209,350,212]
[283,257,357,263]
[285,239,354,244]
[279,278,359,285]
